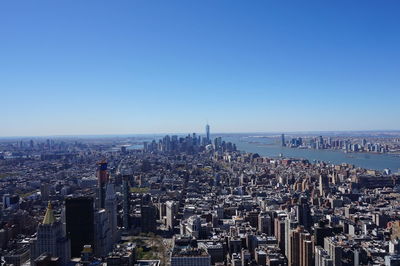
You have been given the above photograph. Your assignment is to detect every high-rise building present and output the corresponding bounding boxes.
[324,237,342,266]
[141,204,157,233]
[290,226,302,266]
[105,183,118,247]
[319,174,329,196]
[97,161,109,209]
[281,134,286,147]
[274,213,287,254]
[285,215,298,265]
[94,209,110,257]
[287,226,313,266]
[258,212,272,235]
[30,202,71,265]
[315,246,333,266]
[166,201,176,231]
[296,200,312,231]
[206,124,210,143]
[300,232,312,266]
[214,137,222,150]
[362,138,367,147]
[122,175,131,231]
[65,197,94,258]
[40,183,50,202]
[255,248,267,266]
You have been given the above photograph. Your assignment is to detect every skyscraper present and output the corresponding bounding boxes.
[97,161,109,209]
[206,124,210,143]
[94,209,110,257]
[65,197,94,258]
[166,201,176,231]
[105,182,118,247]
[40,183,50,202]
[122,174,131,231]
[30,202,70,265]
[141,204,157,233]
[319,174,329,196]
[281,134,285,147]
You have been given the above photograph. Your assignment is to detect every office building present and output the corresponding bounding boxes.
[105,183,118,246]
[123,174,131,231]
[166,201,176,231]
[141,204,157,233]
[206,124,210,143]
[40,184,50,202]
[65,197,94,258]
[94,209,110,257]
[30,202,70,265]
[97,161,109,209]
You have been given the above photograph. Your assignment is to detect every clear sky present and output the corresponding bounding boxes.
[1,0,400,137]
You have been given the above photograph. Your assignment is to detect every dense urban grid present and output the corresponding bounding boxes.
[1,126,400,266]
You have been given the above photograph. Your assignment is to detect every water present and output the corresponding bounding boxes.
[222,135,400,172]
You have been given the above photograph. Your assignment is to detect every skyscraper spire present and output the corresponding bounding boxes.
[42,201,55,225]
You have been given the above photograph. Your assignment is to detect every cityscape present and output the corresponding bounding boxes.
[281,134,400,155]
[2,1,400,266]
[1,125,400,265]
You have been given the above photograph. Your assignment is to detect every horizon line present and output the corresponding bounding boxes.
[1,129,400,139]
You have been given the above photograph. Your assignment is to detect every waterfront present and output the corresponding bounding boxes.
[222,135,400,172]
[123,133,400,172]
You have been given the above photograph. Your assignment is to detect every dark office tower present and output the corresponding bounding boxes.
[122,175,131,230]
[40,183,50,202]
[314,222,334,247]
[141,204,157,233]
[65,197,94,258]
[258,212,272,235]
[97,161,109,209]
[295,202,312,231]
[206,124,210,143]
[281,134,286,147]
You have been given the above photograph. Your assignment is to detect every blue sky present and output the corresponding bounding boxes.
[1,0,400,136]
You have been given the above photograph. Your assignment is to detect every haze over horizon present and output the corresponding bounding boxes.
[2,129,400,139]
[2,0,400,136]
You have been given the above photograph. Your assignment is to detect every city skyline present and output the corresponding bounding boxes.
[1,0,400,136]
[2,1,400,265]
